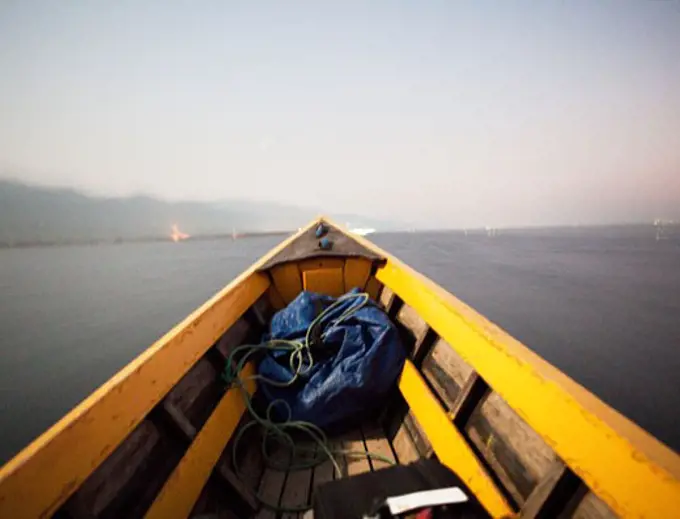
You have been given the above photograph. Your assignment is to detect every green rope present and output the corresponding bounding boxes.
[222,292,395,513]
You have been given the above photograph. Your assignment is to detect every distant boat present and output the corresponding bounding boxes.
[654,219,673,241]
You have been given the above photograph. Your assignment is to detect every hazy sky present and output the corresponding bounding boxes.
[1,1,679,227]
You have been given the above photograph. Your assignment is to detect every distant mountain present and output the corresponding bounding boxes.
[0,180,395,246]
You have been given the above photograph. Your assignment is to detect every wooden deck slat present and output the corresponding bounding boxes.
[255,447,289,519]
[361,423,395,471]
[390,421,420,465]
[342,429,371,477]
[230,419,266,494]
[280,442,316,519]
[312,445,336,488]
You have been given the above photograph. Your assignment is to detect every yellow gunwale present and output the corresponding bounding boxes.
[1,217,678,519]
[0,220,320,519]
[144,362,257,519]
[399,360,513,517]
[336,217,680,518]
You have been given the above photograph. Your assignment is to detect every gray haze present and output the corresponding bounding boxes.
[1,1,679,228]
[0,179,397,244]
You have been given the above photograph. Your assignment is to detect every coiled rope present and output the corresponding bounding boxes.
[222,292,395,513]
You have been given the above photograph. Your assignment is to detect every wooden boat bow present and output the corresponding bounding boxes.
[0,218,678,519]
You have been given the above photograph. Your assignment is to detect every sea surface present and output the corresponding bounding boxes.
[1,227,679,463]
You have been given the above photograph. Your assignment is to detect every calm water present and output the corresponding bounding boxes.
[1,228,679,463]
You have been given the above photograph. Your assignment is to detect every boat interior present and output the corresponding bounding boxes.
[54,290,494,519]
[2,219,678,519]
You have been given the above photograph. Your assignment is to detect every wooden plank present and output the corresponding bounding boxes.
[299,257,345,272]
[312,444,336,488]
[364,276,382,301]
[271,263,303,304]
[420,338,472,410]
[280,442,315,518]
[215,464,259,513]
[467,391,557,504]
[571,490,618,519]
[302,268,344,297]
[342,429,371,477]
[521,460,581,519]
[412,328,439,368]
[63,420,160,519]
[187,476,245,519]
[386,294,404,319]
[451,373,490,429]
[330,438,348,480]
[374,257,680,518]
[397,304,429,342]
[378,285,394,308]
[214,317,254,360]
[390,421,420,465]
[162,401,198,439]
[228,417,266,495]
[467,427,525,508]
[343,257,372,292]
[299,257,346,297]
[268,285,286,310]
[398,360,513,518]
[112,433,185,519]
[361,423,395,471]
[144,363,256,519]
[0,274,269,519]
[160,401,259,512]
[164,358,218,420]
[403,411,433,458]
[256,447,289,519]
[252,293,276,325]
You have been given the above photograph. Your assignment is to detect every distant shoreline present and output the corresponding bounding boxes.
[0,230,292,250]
[2,222,678,250]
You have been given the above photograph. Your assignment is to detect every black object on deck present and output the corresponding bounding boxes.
[312,459,491,519]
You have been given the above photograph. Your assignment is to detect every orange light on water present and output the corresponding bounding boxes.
[170,224,190,242]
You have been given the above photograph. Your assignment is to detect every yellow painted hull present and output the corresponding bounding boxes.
[0,218,678,519]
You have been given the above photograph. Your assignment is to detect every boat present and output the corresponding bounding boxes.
[0,218,678,519]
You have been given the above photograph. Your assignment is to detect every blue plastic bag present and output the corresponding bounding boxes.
[257,289,406,429]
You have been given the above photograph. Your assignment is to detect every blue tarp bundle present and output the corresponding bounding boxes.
[258,289,406,429]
